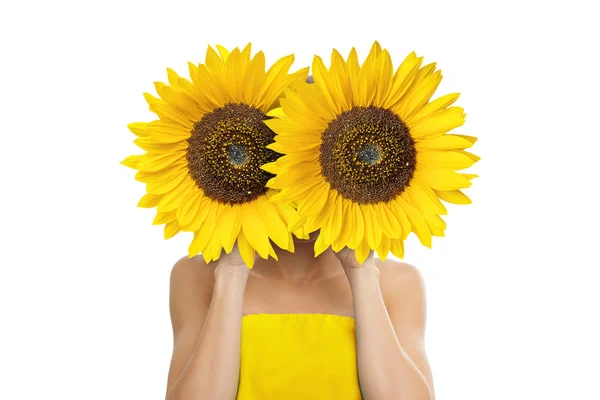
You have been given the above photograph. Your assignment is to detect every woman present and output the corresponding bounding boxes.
[164,230,435,400]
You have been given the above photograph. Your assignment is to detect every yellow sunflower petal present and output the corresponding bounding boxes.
[406,93,460,125]
[256,54,295,110]
[156,176,195,213]
[415,134,475,151]
[383,51,423,109]
[137,151,185,173]
[205,45,225,75]
[322,193,343,246]
[387,199,412,240]
[332,199,353,252]
[455,134,478,144]
[188,201,220,256]
[296,182,330,218]
[434,189,472,204]
[302,189,338,234]
[153,210,175,225]
[144,93,194,128]
[154,82,202,121]
[270,134,321,152]
[225,48,244,101]
[393,63,441,120]
[361,203,382,249]
[164,220,181,240]
[375,203,404,239]
[330,49,352,106]
[127,122,149,137]
[348,201,365,248]
[195,63,226,106]
[457,150,481,163]
[461,173,479,180]
[269,191,305,242]
[414,168,472,191]
[266,162,321,189]
[241,201,271,259]
[243,51,266,106]
[202,231,223,264]
[267,242,279,261]
[256,195,291,251]
[409,107,466,139]
[376,235,391,261]
[146,120,191,143]
[416,149,476,170]
[314,230,330,257]
[134,137,188,153]
[176,190,203,228]
[136,161,187,183]
[373,50,393,107]
[355,238,372,265]
[180,194,211,231]
[237,230,257,268]
[363,41,383,67]
[270,175,322,203]
[217,204,241,254]
[279,89,328,130]
[406,178,447,215]
[266,106,285,118]
[215,44,230,62]
[313,55,343,115]
[423,214,446,237]
[397,196,432,248]
[146,170,187,196]
[390,238,405,259]
[137,193,161,208]
[120,155,144,169]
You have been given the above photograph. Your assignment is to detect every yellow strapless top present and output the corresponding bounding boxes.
[237,313,362,400]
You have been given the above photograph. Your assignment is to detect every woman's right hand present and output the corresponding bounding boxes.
[214,242,251,279]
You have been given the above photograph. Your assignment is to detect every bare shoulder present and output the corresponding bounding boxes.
[170,254,216,288]
[374,258,427,307]
[169,255,216,332]
[375,258,426,289]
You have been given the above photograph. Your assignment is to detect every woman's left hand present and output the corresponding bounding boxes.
[334,247,379,281]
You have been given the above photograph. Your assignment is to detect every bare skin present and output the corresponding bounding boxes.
[165,233,435,400]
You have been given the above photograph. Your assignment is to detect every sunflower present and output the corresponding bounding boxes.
[263,42,480,264]
[121,44,310,267]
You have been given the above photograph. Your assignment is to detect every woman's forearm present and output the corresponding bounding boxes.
[349,268,431,400]
[166,268,248,400]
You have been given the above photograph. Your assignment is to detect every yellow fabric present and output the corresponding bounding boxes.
[237,314,362,400]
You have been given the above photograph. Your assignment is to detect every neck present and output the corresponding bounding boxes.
[259,241,339,284]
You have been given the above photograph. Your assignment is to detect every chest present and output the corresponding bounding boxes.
[241,274,355,317]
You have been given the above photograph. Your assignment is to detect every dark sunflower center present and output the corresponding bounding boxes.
[186,102,278,204]
[226,143,249,166]
[319,106,416,204]
[357,143,383,165]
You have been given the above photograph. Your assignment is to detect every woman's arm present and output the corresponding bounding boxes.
[336,249,434,400]
[165,245,250,400]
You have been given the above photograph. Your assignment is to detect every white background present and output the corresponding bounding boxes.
[1,0,598,399]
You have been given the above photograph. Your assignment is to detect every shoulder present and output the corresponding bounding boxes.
[375,258,426,290]
[170,254,216,289]
[374,258,427,309]
[169,255,216,331]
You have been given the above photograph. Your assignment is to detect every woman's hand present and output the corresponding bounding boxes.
[214,242,251,280]
[334,247,379,282]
